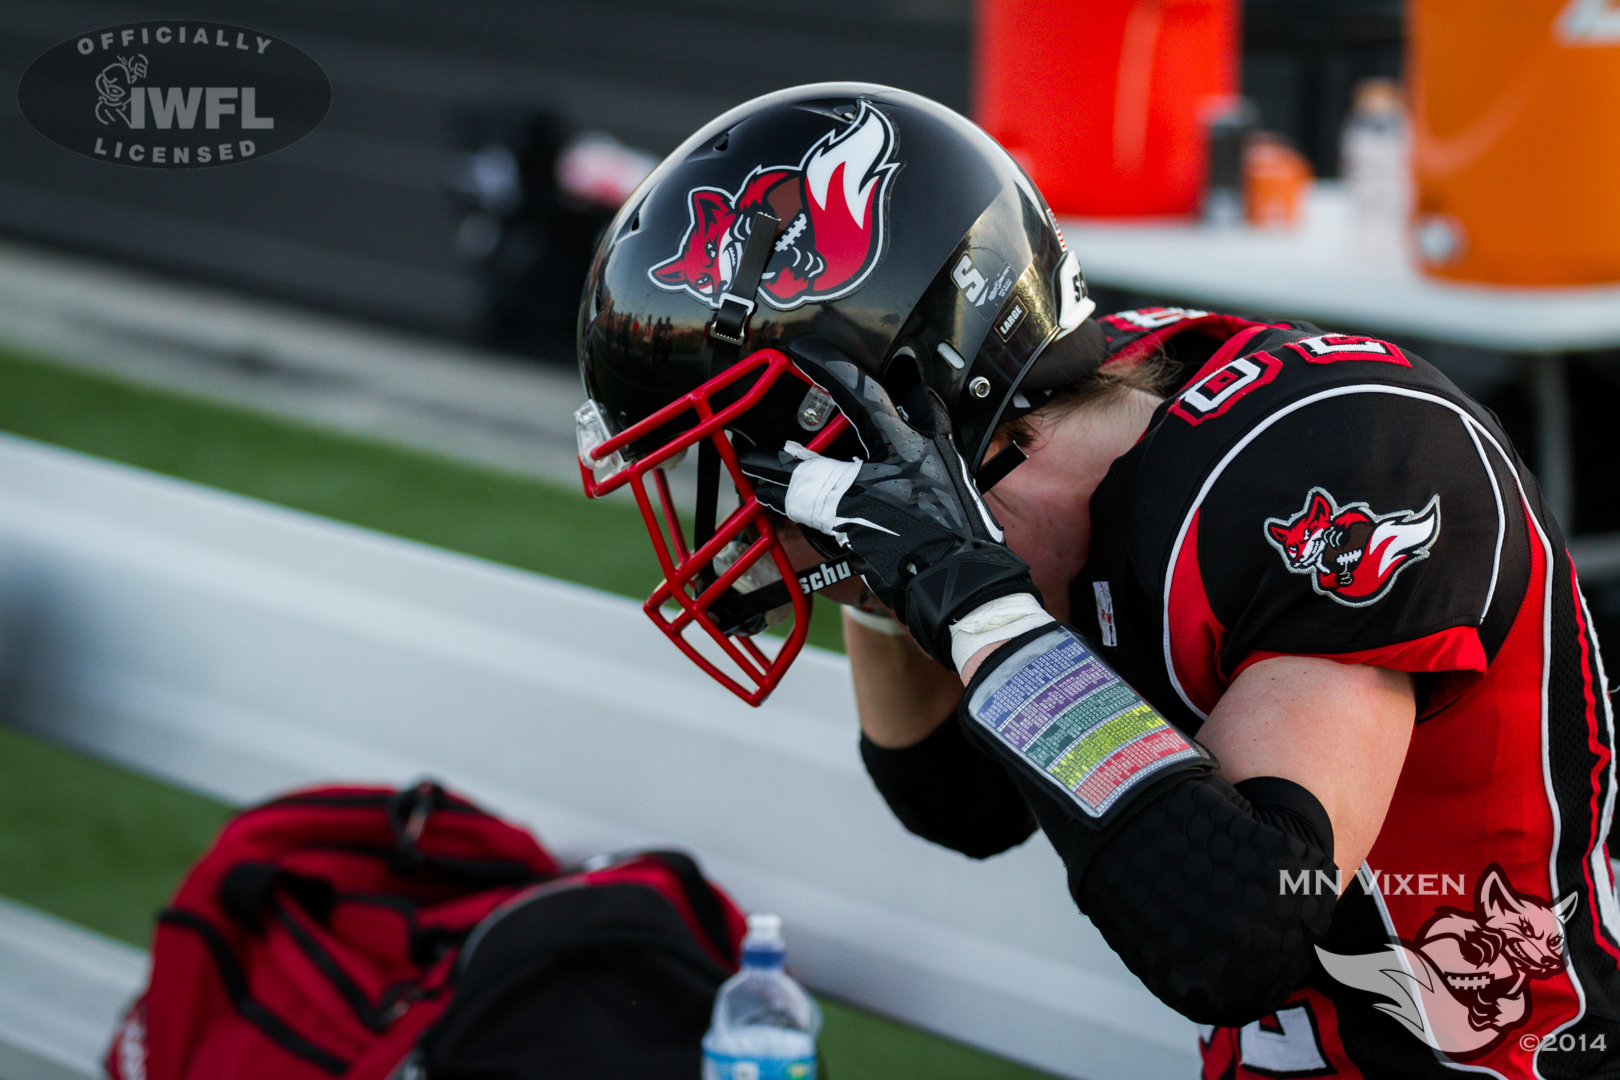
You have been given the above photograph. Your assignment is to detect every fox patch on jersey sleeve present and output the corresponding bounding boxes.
[1170,390,1530,697]
[1264,487,1441,607]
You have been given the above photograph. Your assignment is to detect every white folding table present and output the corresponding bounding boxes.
[1061,185,1620,576]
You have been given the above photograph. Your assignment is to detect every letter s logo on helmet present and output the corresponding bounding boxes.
[574,83,1099,706]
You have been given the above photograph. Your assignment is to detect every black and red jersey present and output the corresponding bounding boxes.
[1077,308,1620,1078]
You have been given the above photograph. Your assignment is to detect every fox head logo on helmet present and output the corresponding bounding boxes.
[649,100,899,310]
[1265,487,1440,606]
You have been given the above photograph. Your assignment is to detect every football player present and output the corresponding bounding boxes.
[574,84,1620,1077]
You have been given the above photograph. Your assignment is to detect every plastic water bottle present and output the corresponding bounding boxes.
[1340,78,1411,264]
[702,914,822,1080]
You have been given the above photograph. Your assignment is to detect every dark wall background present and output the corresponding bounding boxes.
[14,5,1620,590]
[3,0,1410,345]
[0,0,974,338]
[1243,0,1402,176]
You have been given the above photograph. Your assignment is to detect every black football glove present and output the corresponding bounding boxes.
[740,337,1038,669]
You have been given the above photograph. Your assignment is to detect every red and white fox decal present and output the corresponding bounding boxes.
[649,101,899,310]
[1265,486,1440,606]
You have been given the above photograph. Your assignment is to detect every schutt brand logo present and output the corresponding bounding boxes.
[649,100,898,310]
[19,22,330,168]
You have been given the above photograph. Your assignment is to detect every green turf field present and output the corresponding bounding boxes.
[0,346,1055,1080]
[0,346,845,651]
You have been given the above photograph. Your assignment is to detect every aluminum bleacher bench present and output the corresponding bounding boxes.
[0,897,144,1080]
[0,433,1199,1080]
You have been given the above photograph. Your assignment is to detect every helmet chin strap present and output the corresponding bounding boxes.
[794,555,855,595]
[975,441,1028,493]
[696,210,784,595]
[707,211,781,374]
[702,217,861,635]
[687,206,846,641]
[707,554,855,637]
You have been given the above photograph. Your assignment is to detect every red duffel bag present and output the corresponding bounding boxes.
[107,781,560,1080]
[109,779,751,1080]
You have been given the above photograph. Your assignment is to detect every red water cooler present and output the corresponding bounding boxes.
[974,0,1238,218]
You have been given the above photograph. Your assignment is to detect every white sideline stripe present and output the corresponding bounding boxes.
[0,434,1199,1080]
[0,896,147,1080]
[0,437,859,779]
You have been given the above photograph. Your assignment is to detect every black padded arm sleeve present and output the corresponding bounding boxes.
[1012,767,1338,1026]
[860,719,1037,859]
[1233,775,1335,862]
[951,623,1340,1024]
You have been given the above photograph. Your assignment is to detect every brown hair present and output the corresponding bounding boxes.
[998,348,1181,450]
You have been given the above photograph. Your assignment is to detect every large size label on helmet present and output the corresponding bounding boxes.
[649,101,898,311]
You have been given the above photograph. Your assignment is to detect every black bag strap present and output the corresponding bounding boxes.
[380,781,540,885]
[385,779,442,852]
[220,862,336,931]
[159,909,352,1075]
[217,865,444,1034]
[255,782,544,886]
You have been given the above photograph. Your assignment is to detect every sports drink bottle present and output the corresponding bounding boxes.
[701,914,821,1080]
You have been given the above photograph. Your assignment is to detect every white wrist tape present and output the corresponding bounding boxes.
[779,442,897,543]
[949,593,1056,672]
[842,605,908,636]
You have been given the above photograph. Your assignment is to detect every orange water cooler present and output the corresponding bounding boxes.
[1411,0,1620,285]
[975,0,1237,217]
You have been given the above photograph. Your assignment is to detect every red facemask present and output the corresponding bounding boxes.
[577,348,852,706]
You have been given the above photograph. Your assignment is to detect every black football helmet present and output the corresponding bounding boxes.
[575,83,1097,705]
